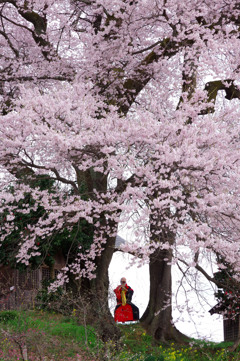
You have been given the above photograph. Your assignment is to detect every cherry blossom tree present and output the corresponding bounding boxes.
[1,0,240,342]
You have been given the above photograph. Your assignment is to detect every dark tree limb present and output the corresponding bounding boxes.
[203,79,240,114]
[0,0,55,60]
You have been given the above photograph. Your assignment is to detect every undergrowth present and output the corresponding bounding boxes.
[0,310,240,360]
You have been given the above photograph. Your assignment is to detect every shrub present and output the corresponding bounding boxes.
[0,310,18,323]
[35,280,64,310]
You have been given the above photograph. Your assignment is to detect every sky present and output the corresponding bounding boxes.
[108,251,223,342]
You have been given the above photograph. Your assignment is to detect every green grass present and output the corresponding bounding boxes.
[118,323,240,361]
[0,310,100,360]
[0,309,98,347]
[0,310,240,360]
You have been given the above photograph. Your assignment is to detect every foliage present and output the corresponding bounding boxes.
[0,174,94,271]
[0,310,19,323]
[0,176,55,268]
[213,260,240,318]
[35,280,64,310]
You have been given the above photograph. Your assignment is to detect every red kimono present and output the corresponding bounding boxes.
[114,284,139,323]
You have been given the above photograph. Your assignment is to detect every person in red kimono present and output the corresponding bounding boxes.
[114,277,139,323]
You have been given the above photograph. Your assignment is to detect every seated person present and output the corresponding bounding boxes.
[114,277,139,322]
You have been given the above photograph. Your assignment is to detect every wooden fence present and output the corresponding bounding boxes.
[0,266,58,310]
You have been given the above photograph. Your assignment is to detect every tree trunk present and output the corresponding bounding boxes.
[141,230,189,343]
[66,230,121,341]
[85,233,122,341]
[66,167,119,339]
[76,213,121,341]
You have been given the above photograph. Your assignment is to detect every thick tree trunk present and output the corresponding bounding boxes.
[141,228,189,343]
[86,233,122,341]
[66,230,121,341]
[64,169,121,339]
[78,232,115,299]
[78,213,121,341]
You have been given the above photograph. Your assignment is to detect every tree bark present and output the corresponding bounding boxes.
[84,232,122,341]
[66,226,121,341]
[141,52,197,343]
[79,171,116,301]
[141,226,189,343]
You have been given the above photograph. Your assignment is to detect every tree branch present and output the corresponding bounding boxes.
[203,79,240,114]
[20,159,79,193]
[0,0,54,60]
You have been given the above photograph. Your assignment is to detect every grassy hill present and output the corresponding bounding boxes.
[0,310,238,360]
